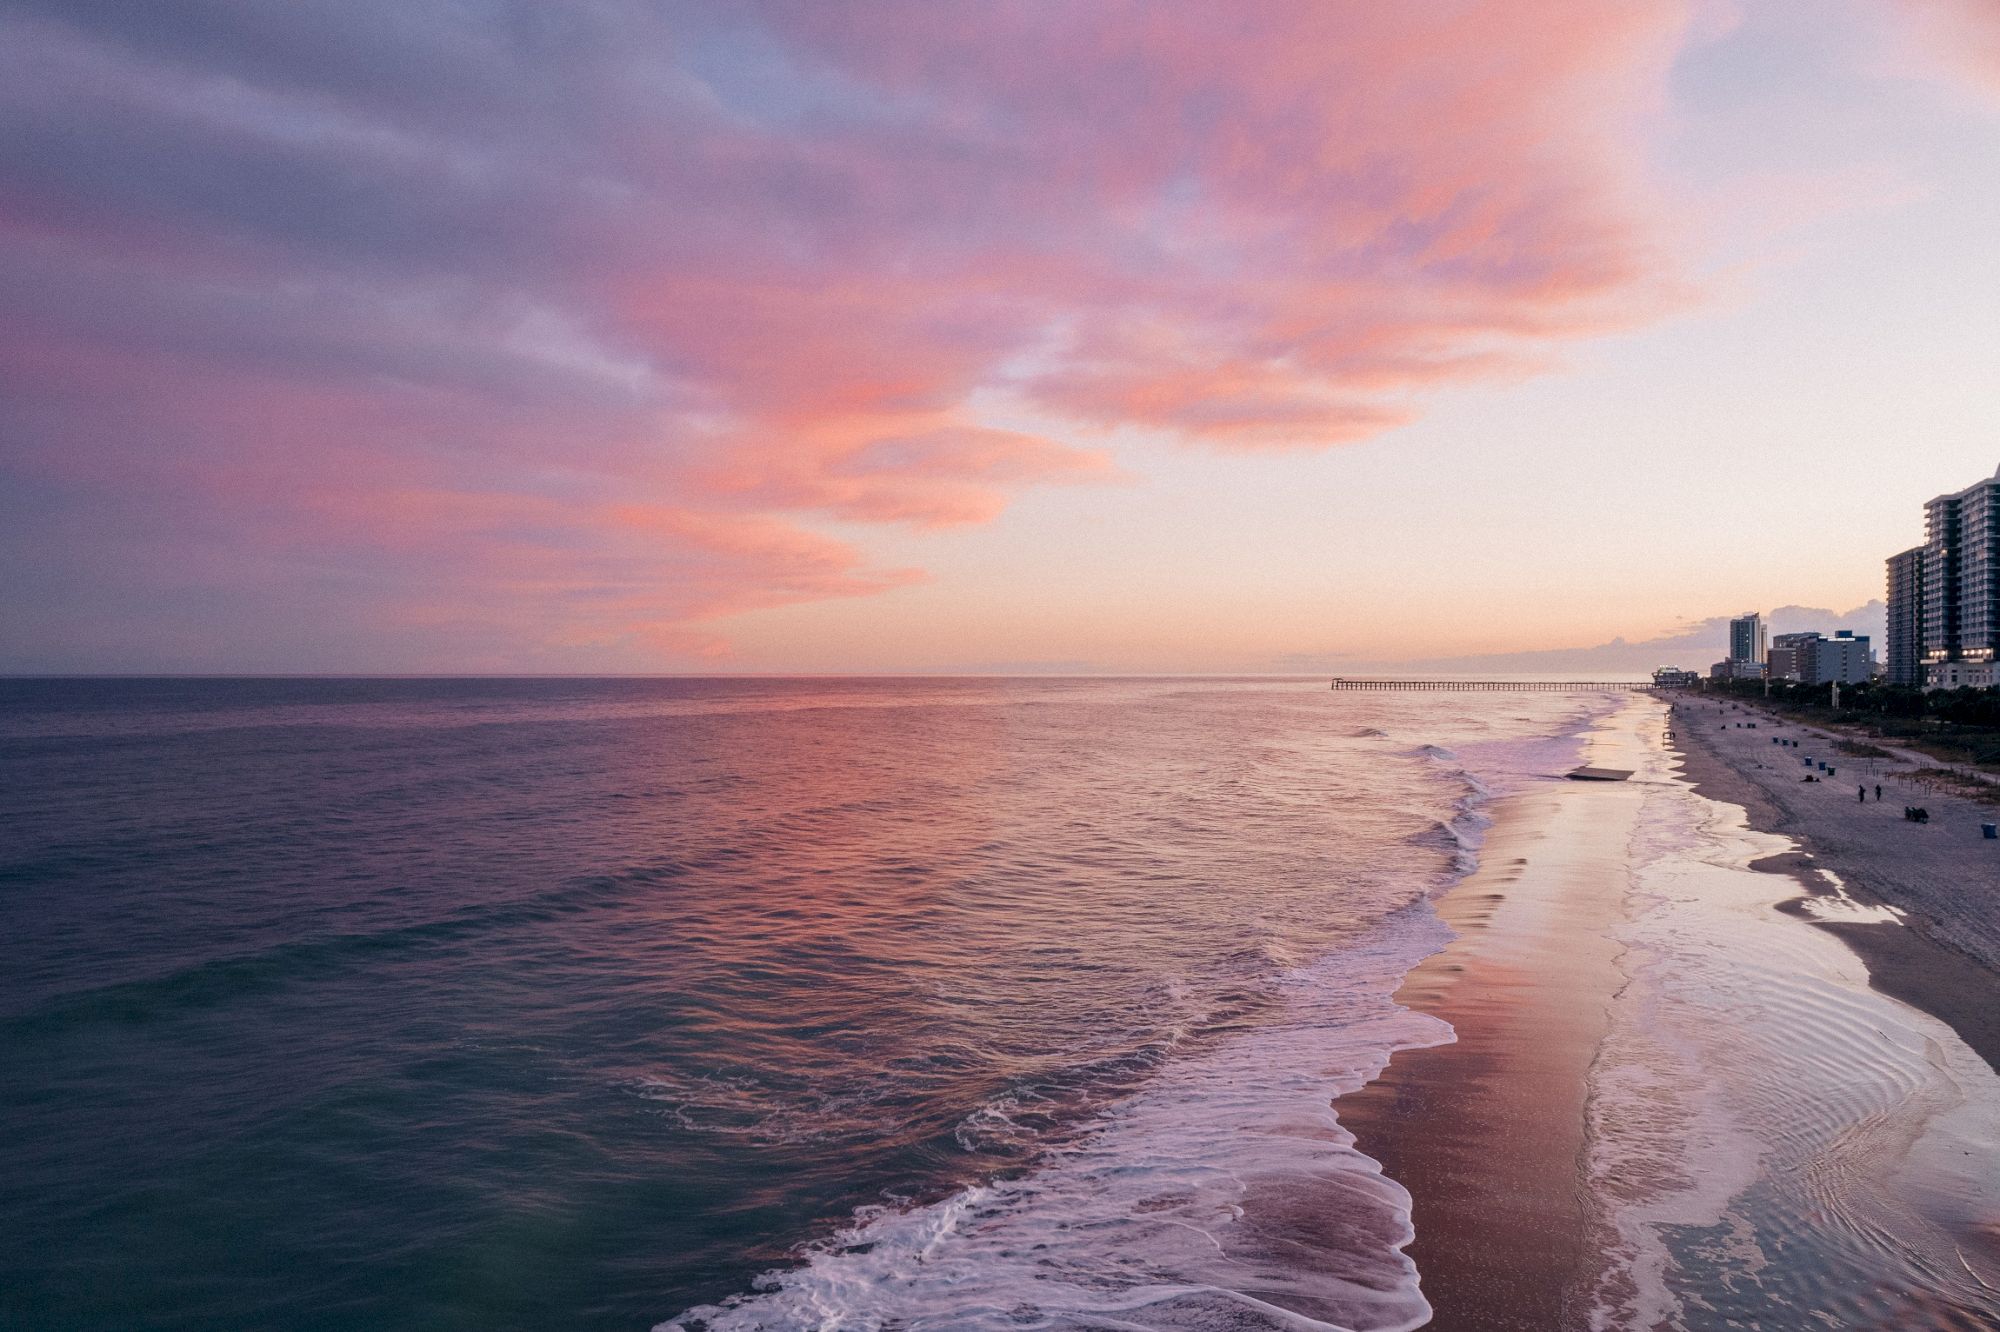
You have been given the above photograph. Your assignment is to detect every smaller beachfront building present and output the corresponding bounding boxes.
[1710,657,1766,682]
[1767,631,1875,685]
[1929,661,1998,689]
[1808,631,1873,685]
[1767,631,1819,682]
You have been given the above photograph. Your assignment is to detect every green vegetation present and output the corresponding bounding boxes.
[1698,679,2000,772]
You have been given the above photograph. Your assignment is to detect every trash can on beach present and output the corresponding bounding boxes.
[1984,823,1997,840]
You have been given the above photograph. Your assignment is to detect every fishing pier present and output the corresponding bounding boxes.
[1329,679,1660,692]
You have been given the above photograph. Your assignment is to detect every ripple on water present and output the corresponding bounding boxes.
[1586,776,2000,1331]
[0,677,1607,1331]
[658,934,1455,1332]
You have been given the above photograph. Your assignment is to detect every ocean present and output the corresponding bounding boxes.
[0,677,1596,1331]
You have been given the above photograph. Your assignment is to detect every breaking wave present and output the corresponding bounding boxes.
[658,923,1455,1332]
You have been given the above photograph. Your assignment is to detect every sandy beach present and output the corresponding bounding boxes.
[1343,692,2000,1330]
[1669,695,2000,1070]
[1338,710,1650,1330]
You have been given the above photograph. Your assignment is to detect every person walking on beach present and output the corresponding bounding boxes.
[1875,784,1882,802]
[1858,785,1867,803]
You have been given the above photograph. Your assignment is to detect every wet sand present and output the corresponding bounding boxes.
[1340,693,2000,1330]
[1338,702,1652,1331]
[1669,698,2000,1072]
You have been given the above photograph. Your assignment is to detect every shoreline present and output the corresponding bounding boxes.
[1341,690,2000,1330]
[1337,699,1651,1330]
[1668,697,2000,1073]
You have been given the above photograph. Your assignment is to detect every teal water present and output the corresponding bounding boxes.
[0,677,1588,1330]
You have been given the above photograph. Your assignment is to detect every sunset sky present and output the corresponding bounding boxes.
[4,0,1999,673]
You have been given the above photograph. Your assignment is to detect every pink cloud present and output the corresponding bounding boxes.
[1895,0,2000,96]
[0,0,1700,668]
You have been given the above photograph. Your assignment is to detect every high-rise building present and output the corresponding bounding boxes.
[1885,546,1925,686]
[1927,471,2000,664]
[1728,612,1766,664]
[1887,465,2000,689]
[1922,488,1963,667]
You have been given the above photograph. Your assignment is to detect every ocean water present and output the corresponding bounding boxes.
[0,677,1594,1332]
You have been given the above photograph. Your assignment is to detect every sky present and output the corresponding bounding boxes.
[3,0,1999,674]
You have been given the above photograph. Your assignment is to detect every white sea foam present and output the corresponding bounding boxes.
[658,915,1456,1332]
[657,697,1611,1332]
[1407,746,1498,879]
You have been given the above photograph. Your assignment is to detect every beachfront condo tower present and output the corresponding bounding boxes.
[1887,464,2000,688]
[1886,546,1925,685]
[1728,612,1766,665]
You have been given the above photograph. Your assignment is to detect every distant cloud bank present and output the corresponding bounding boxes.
[1285,603,1889,677]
